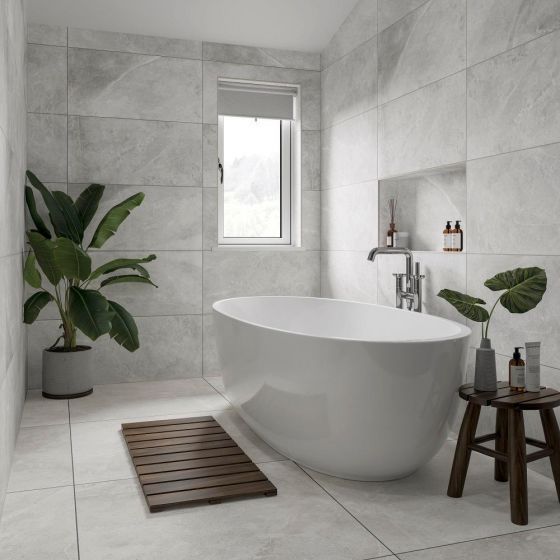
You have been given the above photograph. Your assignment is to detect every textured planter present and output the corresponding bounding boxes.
[42,346,93,399]
[474,337,497,392]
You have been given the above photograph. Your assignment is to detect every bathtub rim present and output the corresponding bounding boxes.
[213,296,471,344]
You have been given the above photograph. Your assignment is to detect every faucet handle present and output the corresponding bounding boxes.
[413,262,425,279]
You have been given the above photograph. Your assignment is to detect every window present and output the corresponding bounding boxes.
[217,80,297,246]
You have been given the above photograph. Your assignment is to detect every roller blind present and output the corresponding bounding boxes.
[218,80,297,120]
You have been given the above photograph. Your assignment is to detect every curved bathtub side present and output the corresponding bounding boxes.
[214,308,468,481]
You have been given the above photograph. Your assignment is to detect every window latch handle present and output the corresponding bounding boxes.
[218,158,224,184]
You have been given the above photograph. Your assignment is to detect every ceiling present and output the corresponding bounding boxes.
[25,0,359,53]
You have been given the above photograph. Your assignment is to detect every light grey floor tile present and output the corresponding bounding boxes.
[20,390,69,427]
[398,525,560,559]
[75,461,390,560]
[0,486,78,560]
[71,407,282,485]
[8,424,73,492]
[69,378,230,423]
[303,440,560,553]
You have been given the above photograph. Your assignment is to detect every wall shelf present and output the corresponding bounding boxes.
[379,163,466,253]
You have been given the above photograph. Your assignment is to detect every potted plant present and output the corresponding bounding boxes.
[438,267,547,391]
[23,171,157,399]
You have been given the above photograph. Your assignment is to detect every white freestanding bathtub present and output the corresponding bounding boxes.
[213,296,471,481]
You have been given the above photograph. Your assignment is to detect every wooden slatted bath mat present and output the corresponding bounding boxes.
[121,415,277,512]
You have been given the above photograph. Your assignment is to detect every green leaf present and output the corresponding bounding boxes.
[27,171,80,242]
[24,292,53,324]
[27,231,62,286]
[437,289,490,322]
[100,274,158,288]
[89,192,145,249]
[51,191,84,243]
[54,238,92,281]
[89,254,156,281]
[107,300,139,352]
[484,267,547,314]
[75,183,105,230]
[68,287,113,341]
[24,186,51,239]
[23,252,42,289]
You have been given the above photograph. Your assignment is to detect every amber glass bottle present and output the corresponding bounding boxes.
[452,220,463,252]
[509,347,525,392]
[443,221,452,252]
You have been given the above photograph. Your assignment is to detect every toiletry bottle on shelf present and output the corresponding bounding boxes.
[509,347,525,392]
[451,220,463,252]
[525,342,541,392]
[443,221,452,252]
[387,197,398,247]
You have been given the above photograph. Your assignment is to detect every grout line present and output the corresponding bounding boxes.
[294,463,397,556]
[67,399,81,560]
[321,105,377,134]
[377,0,431,36]
[322,28,378,71]
[6,482,74,494]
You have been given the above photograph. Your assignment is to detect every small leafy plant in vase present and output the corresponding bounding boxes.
[24,171,157,398]
[438,267,547,392]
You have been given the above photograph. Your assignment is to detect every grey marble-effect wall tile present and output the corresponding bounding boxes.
[68,48,202,123]
[322,37,377,128]
[378,0,429,32]
[202,124,218,188]
[302,190,321,250]
[203,62,320,131]
[68,184,202,251]
[68,27,201,59]
[321,0,377,69]
[203,250,320,313]
[27,314,202,388]
[467,144,560,255]
[378,165,466,252]
[321,251,378,304]
[27,113,67,182]
[68,116,201,186]
[27,23,67,46]
[203,313,222,377]
[302,130,320,190]
[378,0,465,105]
[202,188,218,250]
[92,250,202,317]
[322,108,377,188]
[203,42,320,71]
[322,182,378,251]
[377,251,467,321]
[467,31,560,159]
[0,486,78,560]
[379,71,465,177]
[467,0,560,66]
[26,44,67,114]
[466,254,560,371]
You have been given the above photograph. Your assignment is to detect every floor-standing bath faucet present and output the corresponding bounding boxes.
[367,247,425,312]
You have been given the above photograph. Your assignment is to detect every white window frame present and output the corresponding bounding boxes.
[217,114,294,246]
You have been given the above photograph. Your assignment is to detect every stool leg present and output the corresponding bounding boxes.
[539,409,560,502]
[495,408,508,482]
[508,409,528,525]
[448,403,480,498]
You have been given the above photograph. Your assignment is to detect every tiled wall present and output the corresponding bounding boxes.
[0,0,27,515]
[26,24,321,387]
[321,0,560,473]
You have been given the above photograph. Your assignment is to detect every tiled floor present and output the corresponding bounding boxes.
[1,377,560,559]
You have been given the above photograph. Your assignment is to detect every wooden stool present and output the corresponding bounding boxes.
[448,382,560,525]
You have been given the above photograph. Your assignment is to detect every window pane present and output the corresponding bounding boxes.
[223,116,281,238]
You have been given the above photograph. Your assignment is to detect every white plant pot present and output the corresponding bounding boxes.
[42,346,93,399]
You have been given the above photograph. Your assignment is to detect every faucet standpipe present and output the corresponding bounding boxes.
[367,247,424,312]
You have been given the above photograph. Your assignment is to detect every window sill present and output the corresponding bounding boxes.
[212,245,308,252]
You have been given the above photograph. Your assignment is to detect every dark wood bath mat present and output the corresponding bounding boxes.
[121,415,277,512]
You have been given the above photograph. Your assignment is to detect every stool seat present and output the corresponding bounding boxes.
[448,383,560,526]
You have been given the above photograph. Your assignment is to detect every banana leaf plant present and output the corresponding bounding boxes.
[437,267,547,339]
[23,170,157,352]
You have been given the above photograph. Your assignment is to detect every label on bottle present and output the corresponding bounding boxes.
[450,232,460,250]
[387,235,393,247]
[510,365,525,388]
[525,363,540,392]
[443,234,451,250]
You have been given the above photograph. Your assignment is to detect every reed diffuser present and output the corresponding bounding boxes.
[386,197,398,247]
